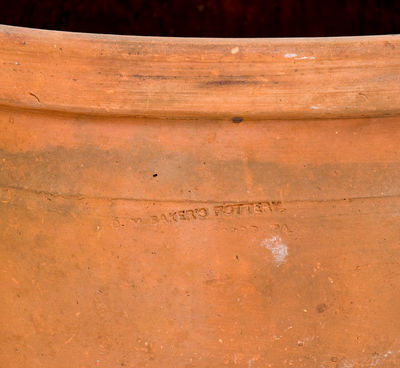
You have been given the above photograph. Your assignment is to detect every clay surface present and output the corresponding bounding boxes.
[2,25,400,367]
[1,0,400,37]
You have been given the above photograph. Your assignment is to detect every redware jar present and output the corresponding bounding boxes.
[2,21,400,367]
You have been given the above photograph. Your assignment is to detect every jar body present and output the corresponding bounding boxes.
[1,25,400,367]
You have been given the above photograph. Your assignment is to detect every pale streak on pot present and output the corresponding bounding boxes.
[284,52,315,60]
[261,235,289,266]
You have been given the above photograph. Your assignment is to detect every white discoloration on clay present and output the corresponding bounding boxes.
[297,336,314,346]
[311,105,337,111]
[332,350,400,367]
[261,235,288,266]
[369,350,398,366]
[285,53,315,60]
[231,47,240,54]
[339,360,354,368]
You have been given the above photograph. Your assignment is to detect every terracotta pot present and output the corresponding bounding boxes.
[2,24,400,367]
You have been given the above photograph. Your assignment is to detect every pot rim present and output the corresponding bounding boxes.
[1,24,400,120]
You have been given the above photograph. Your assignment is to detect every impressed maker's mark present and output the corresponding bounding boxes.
[113,201,285,228]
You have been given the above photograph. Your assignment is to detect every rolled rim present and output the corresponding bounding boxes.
[1,24,400,120]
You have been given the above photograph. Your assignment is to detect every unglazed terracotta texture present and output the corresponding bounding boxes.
[2,24,400,367]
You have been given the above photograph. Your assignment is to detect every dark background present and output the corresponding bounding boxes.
[1,0,400,37]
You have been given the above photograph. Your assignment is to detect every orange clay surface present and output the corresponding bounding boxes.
[1,25,400,367]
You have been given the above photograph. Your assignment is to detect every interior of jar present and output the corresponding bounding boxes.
[1,0,400,37]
